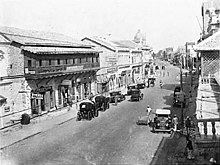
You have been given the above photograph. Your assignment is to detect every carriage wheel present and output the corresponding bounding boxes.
[95,110,99,117]
[88,112,92,120]
[76,112,81,121]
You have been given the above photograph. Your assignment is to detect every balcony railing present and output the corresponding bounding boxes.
[25,63,100,75]
[197,118,220,139]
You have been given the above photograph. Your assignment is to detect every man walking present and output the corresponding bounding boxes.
[173,115,178,131]
[146,105,152,115]
[185,116,191,136]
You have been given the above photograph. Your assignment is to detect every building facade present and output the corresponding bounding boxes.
[0,28,100,129]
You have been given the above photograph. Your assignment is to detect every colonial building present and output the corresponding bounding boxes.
[202,0,220,36]
[0,27,100,129]
[194,12,220,163]
[82,36,153,94]
[82,36,118,93]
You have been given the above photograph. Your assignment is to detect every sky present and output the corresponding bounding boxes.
[0,0,204,51]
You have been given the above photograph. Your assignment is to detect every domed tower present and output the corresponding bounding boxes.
[133,29,146,46]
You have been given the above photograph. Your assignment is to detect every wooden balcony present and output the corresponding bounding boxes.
[24,63,100,79]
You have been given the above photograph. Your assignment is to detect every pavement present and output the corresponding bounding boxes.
[0,88,122,150]
[0,102,79,150]
[152,66,220,165]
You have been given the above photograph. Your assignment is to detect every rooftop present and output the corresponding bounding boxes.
[195,30,220,51]
[0,26,91,48]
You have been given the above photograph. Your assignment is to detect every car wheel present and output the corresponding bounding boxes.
[95,110,98,117]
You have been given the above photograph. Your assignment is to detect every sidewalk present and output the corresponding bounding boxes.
[0,84,128,150]
[151,70,207,165]
[0,105,78,150]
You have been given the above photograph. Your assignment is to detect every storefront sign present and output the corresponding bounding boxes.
[66,65,84,72]
[107,67,117,73]
[61,80,72,86]
[33,86,52,93]
[38,66,64,73]
[31,93,43,99]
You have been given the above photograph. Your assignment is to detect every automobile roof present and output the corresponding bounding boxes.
[131,89,140,91]
[128,83,137,86]
[80,99,94,104]
[155,109,171,115]
[110,90,121,93]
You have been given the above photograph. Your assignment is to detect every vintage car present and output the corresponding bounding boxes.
[91,95,110,111]
[109,91,126,103]
[137,82,145,89]
[77,100,97,121]
[147,77,156,87]
[174,86,181,95]
[127,83,138,95]
[173,86,186,107]
[130,89,143,101]
[152,109,173,133]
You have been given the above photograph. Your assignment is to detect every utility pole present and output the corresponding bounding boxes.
[180,54,184,127]
[180,54,183,91]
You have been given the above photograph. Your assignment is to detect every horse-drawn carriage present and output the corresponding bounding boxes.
[77,95,110,121]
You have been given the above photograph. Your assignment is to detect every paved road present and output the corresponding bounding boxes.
[1,61,181,165]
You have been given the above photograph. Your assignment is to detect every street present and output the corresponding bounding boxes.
[1,61,181,165]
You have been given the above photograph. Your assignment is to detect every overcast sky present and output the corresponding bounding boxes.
[0,0,204,51]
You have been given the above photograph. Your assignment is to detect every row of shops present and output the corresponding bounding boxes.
[96,63,153,94]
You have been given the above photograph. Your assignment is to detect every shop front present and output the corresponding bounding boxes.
[58,80,72,107]
[31,86,54,115]
[132,65,142,83]
[118,66,131,87]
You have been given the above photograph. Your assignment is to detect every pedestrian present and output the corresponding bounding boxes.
[173,115,178,131]
[167,71,169,76]
[186,136,194,160]
[146,105,152,115]
[176,75,179,80]
[185,116,191,135]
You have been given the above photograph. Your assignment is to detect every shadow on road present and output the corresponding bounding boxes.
[161,83,179,92]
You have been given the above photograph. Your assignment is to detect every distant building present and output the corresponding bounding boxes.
[202,0,220,36]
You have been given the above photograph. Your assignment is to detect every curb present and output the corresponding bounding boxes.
[0,131,41,150]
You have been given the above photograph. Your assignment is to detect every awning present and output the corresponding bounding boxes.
[0,95,7,101]
[195,31,220,51]
[132,64,142,69]
[0,95,7,105]
[214,71,220,85]
[120,70,131,76]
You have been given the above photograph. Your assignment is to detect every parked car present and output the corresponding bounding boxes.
[152,109,173,133]
[130,89,142,101]
[109,91,126,103]
[174,86,181,95]
[77,100,97,121]
[127,83,138,95]
[91,95,110,111]
[137,82,145,89]
[147,77,156,87]
[173,86,186,107]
